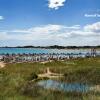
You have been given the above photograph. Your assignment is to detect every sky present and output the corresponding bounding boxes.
[0,0,100,46]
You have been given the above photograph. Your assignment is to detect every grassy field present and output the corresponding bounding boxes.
[0,57,100,100]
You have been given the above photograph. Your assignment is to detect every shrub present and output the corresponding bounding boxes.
[28,73,38,80]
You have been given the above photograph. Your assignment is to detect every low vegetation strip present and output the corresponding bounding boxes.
[0,57,100,100]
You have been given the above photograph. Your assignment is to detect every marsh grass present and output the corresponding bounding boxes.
[0,57,100,100]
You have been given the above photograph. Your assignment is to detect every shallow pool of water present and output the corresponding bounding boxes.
[37,80,91,93]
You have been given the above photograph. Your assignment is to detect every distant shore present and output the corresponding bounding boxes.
[0,45,100,49]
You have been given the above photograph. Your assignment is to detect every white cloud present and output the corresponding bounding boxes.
[48,0,66,10]
[84,22,100,32]
[0,22,100,46]
[0,32,8,40]
[29,24,64,33]
[0,16,4,20]
[65,25,81,30]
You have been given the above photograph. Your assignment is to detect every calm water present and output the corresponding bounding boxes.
[37,80,91,93]
[0,48,100,54]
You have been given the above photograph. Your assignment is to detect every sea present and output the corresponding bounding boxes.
[0,48,100,55]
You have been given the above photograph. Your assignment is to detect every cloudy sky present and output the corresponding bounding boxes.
[0,0,100,46]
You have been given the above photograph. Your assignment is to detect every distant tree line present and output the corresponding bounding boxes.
[0,45,100,49]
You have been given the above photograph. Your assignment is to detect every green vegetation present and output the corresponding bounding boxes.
[0,57,100,100]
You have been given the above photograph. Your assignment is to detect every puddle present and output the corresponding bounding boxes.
[37,79,91,93]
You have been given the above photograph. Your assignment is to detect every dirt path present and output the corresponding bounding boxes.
[38,68,64,78]
[40,60,53,64]
[0,62,6,68]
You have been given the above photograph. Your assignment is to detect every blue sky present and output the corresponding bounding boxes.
[0,0,100,46]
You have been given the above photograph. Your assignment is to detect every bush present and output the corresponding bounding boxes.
[28,73,38,80]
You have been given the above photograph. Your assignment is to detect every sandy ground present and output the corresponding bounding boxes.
[38,68,64,78]
[0,62,6,68]
[40,60,53,64]
[90,85,100,92]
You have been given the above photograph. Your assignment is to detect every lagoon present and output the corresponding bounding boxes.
[0,48,100,55]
